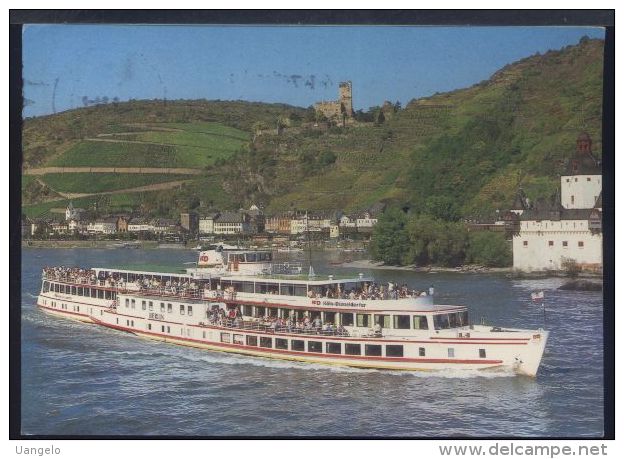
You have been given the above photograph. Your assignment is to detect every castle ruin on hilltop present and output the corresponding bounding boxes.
[314,81,354,125]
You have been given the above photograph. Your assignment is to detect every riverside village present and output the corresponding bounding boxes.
[23,73,603,276]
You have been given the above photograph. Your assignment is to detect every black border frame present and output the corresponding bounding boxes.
[9,9,615,440]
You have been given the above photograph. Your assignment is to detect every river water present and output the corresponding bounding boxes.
[20,248,605,437]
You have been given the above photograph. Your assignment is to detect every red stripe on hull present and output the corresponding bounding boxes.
[91,316,504,365]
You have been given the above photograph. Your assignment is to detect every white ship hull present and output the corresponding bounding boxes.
[36,288,548,376]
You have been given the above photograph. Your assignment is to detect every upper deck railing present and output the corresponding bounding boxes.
[197,317,381,338]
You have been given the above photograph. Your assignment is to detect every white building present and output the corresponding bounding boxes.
[128,218,154,233]
[513,133,602,272]
[68,219,84,233]
[355,211,378,229]
[214,212,251,235]
[199,213,220,235]
[512,209,602,272]
[86,218,118,234]
[339,215,357,228]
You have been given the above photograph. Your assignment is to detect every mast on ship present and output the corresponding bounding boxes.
[306,211,315,278]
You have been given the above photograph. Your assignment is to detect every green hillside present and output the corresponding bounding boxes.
[40,173,193,193]
[22,38,604,220]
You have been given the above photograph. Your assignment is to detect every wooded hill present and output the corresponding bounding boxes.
[22,38,604,220]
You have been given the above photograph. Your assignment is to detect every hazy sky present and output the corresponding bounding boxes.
[22,25,605,118]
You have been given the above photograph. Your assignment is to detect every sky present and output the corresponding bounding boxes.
[22,25,605,118]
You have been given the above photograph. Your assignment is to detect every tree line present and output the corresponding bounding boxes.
[369,208,512,267]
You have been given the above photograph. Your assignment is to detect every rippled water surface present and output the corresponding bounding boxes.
[21,248,604,436]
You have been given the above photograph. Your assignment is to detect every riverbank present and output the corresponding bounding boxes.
[22,240,161,249]
[340,259,603,279]
[341,259,511,273]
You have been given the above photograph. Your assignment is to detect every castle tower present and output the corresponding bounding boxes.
[576,132,593,154]
[338,81,353,116]
[561,132,602,209]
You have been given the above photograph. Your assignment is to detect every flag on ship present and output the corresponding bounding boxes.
[531,291,545,302]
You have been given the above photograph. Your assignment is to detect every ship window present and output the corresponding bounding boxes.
[167,304,172,313]
[419,347,426,357]
[161,325,165,332]
[148,301,153,311]
[563,241,568,247]
[523,241,528,247]
[448,313,459,328]
[131,320,134,327]
[148,324,152,330]
[578,241,584,247]
[413,315,428,330]
[255,306,266,317]
[167,326,170,333]
[275,338,288,350]
[548,240,554,246]
[105,290,112,300]
[434,314,451,330]
[202,331,206,339]
[98,290,104,299]
[76,306,80,312]
[91,289,97,298]
[323,311,336,324]
[356,314,370,327]
[365,345,382,356]
[460,311,469,327]
[308,341,322,353]
[188,306,193,316]
[291,340,305,351]
[386,345,404,357]
[326,342,342,354]
[77,287,83,296]
[43,282,49,293]
[280,284,295,296]
[345,344,361,355]
[294,285,308,297]
[233,334,244,345]
[180,305,185,315]
[131,299,135,309]
[246,335,258,346]
[374,314,391,329]
[126,320,130,326]
[125,298,129,308]
[340,313,354,327]
[448,348,455,358]
[220,332,231,343]
[71,286,76,295]
[241,282,254,293]
[260,337,272,348]
[393,315,411,329]
[142,300,146,310]
[242,305,253,316]
[479,349,486,358]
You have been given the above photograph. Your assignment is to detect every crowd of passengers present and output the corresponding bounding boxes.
[307,282,433,300]
[44,266,129,288]
[207,307,350,336]
[135,276,202,296]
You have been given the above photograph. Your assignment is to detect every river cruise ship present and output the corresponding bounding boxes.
[36,248,549,376]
